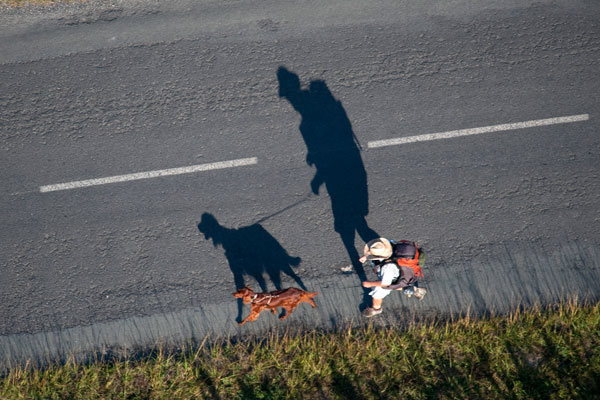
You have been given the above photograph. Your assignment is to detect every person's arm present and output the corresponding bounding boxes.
[310,169,324,194]
[362,280,384,288]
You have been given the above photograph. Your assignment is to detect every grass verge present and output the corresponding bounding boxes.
[2,299,599,399]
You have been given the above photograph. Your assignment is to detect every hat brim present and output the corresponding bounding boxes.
[366,254,387,261]
[364,238,393,260]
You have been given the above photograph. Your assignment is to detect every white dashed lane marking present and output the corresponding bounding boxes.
[39,114,590,193]
[39,157,258,193]
[368,114,590,148]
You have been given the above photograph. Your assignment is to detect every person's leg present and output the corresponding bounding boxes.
[363,288,389,317]
[372,297,383,310]
[414,287,427,299]
[337,225,368,282]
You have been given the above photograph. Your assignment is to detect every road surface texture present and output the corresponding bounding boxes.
[1,0,599,370]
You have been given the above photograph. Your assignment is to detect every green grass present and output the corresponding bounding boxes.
[2,300,599,399]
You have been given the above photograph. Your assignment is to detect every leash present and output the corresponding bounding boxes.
[252,191,316,225]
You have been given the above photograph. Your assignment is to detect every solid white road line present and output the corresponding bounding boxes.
[367,114,590,149]
[40,157,258,193]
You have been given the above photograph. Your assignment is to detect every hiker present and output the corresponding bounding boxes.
[360,238,426,317]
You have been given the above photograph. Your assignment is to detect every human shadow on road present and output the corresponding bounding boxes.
[277,66,379,287]
[197,212,306,323]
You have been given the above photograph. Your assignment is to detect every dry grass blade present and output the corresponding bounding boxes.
[1,299,599,399]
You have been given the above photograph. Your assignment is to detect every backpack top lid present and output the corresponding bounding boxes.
[393,241,417,259]
[393,241,424,278]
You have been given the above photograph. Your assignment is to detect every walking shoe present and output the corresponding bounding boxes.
[413,287,427,300]
[362,307,383,317]
[340,265,353,273]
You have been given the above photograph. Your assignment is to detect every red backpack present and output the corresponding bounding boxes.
[391,240,424,278]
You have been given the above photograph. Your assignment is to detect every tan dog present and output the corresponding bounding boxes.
[233,286,318,326]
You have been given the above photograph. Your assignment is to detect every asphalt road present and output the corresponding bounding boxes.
[1,0,599,368]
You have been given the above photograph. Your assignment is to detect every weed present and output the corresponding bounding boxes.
[1,300,599,399]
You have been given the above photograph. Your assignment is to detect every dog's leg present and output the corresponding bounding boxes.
[239,306,263,326]
[239,312,260,326]
[248,310,263,321]
[279,305,297,320]
[305,297,317,308]
[306,292,318,308]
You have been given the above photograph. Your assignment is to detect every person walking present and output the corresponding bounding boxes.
[360,238,426,317]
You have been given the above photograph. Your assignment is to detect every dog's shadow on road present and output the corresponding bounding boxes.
[197,212,306,323]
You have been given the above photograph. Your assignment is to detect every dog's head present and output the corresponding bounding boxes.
[233,286,255,303]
